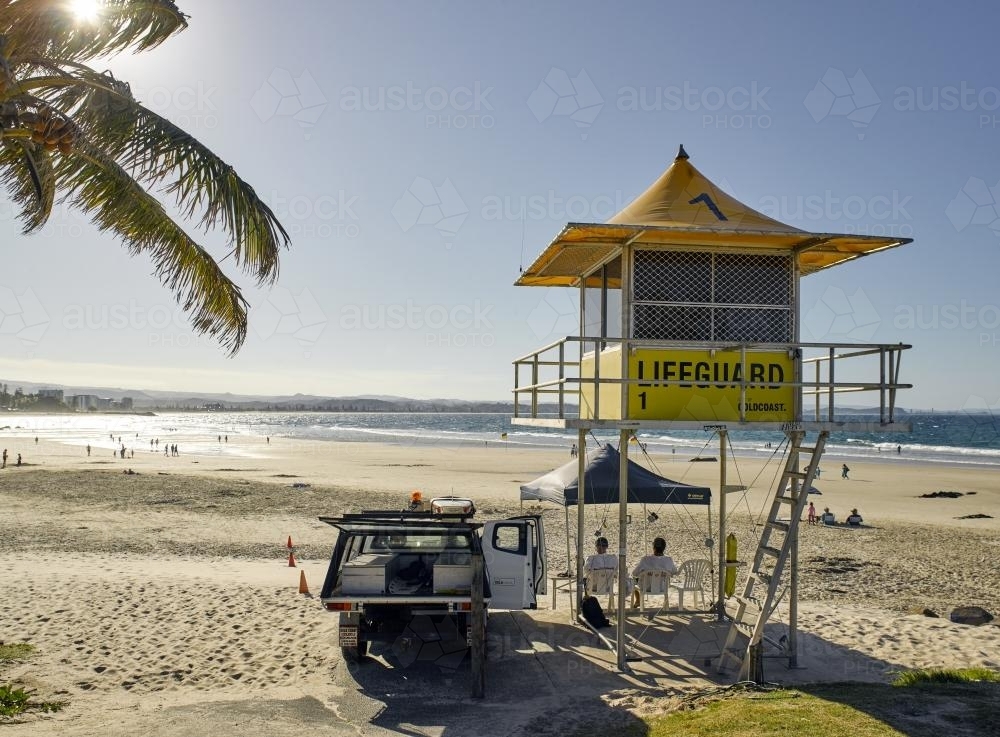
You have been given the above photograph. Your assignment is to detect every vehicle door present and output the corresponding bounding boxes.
[507,514,546,596]
[481,519,538,609]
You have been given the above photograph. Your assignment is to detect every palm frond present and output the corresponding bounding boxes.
[0,5,291,355]
[31,66,289,284]
[57,141,250,353]
[0,0,188,63]
[0,136,55,231]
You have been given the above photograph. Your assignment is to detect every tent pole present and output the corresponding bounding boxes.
[642,502,648,554]
[617,429,629,671]
[717,430,727,621]
[576,428,586,616]
[564,504,571,577]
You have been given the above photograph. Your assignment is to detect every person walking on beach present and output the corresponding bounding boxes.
[16,453,21,467]
[86,444,91,457]
[570,443,577,458]
[807,501,817,525]
[841,463,850,479]
[1,448,6,468]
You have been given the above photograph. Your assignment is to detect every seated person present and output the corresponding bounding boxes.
[846,508,863,526]
[583,537,627,596]
[820,507,836,525]
[630,536,679,607]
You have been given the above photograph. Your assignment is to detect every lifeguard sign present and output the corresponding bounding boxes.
[581,346,795,422]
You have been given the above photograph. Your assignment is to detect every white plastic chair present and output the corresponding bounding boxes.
[635,570,671,617]
[586,568,617,611]
[669,559,711,609]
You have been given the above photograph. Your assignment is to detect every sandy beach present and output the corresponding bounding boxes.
[1,430,998,735]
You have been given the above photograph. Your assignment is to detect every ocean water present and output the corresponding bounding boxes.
[3,410,1000,468]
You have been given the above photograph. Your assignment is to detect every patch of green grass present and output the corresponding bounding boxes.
[0,642,65,719]
[643,687,903,737]
[0,684,31,717]
[0,643,34,664]
[891,667,1000,686]
[0,684,64,719]
[612,680,1000,737]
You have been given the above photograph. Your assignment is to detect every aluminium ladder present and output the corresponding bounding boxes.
[717,430,828,681]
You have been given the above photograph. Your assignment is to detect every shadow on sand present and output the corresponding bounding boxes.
[331,608,988,736]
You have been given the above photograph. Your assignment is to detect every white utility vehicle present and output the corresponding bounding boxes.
[320,497,546,662]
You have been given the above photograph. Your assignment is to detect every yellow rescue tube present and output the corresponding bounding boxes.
[724,533,738,598]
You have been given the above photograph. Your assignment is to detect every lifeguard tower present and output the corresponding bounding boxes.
[511,146,914,678]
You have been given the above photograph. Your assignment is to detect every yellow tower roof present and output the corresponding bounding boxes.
[515,146,912,287]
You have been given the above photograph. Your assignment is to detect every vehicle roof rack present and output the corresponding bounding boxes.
[319,511,480,527]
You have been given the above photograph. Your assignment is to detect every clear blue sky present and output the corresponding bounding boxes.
[2,0,998,409]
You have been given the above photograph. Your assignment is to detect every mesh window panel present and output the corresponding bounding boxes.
[714,253,792,306]
[714,307,792,343]
[633,251,712,302]
[634,304,712,341]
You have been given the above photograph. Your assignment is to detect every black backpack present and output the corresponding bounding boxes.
[581,595,611,629]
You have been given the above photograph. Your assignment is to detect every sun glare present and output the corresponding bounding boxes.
[70,0,102,23]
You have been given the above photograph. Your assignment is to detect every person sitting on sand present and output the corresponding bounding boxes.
[821,507,836,525]
[846,508,863,526]
[630,537,678,607]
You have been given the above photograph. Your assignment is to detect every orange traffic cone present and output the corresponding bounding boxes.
[287,535,293,549]
[298,570,310,595]
[287,551,296,567]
